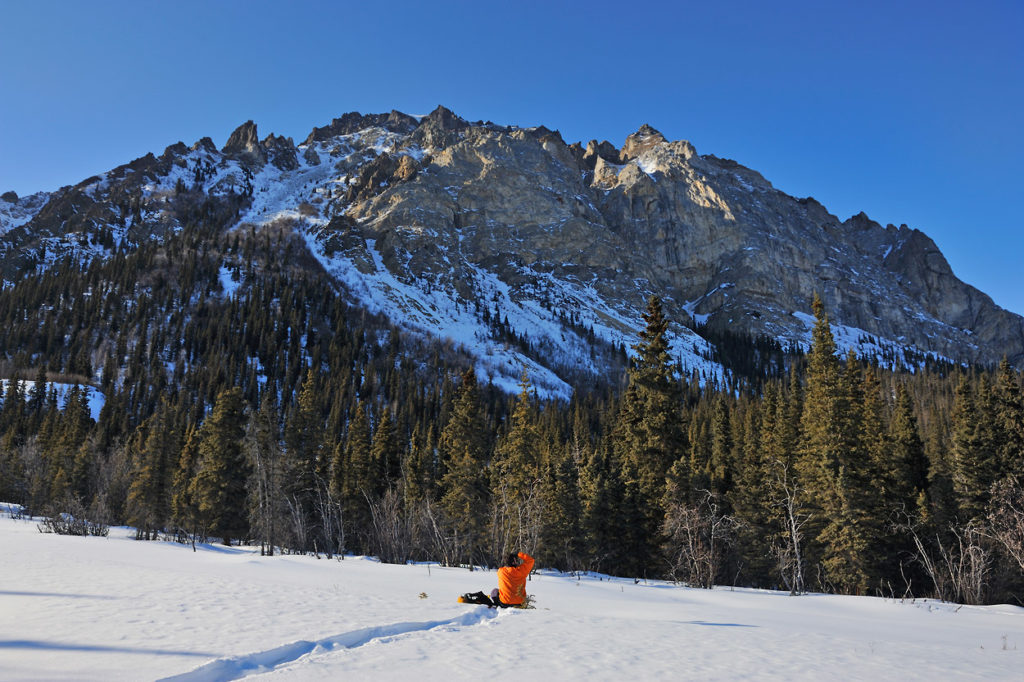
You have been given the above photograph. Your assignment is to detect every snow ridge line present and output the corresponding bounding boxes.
[158,609,499,682]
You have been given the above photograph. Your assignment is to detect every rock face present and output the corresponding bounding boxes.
[318,113,1024,368]
[4,107,1023,387]
[222,120,265,165]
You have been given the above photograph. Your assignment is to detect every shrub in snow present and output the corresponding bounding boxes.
[37,498,109,537]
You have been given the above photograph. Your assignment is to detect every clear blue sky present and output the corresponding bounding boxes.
[2,0,1022,315]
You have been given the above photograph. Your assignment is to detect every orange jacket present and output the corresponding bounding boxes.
[497,552,535,605]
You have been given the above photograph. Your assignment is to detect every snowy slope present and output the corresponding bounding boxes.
[2,507,1022,681]
[0,192,50,236]
[0,380,105,421]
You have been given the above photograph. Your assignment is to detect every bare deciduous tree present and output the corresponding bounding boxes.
[901,515,991,605]
[245,413,283,557]
[771,458,810,595]
[366,486,415,564]
[312,482,345,559]
[419,497,459,568]
[662,490,739,588]
[489,479,544,566]
[988,476,1024,572]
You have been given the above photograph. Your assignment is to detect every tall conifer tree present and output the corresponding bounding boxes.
[192,387,249,545]
[438,369,490,565]
[614,295,685,574]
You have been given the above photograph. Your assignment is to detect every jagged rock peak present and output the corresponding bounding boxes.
[261,133,299,171]
[2,191,18,203]
[419,105,467,131]
[620,124,667,161]
[222,120,261,156]
[843,211,888,234]
[192,137,217,153]
[162,142,189,160]
[303,110,419,145]
[582,139,622,169]
[411,105,470,150]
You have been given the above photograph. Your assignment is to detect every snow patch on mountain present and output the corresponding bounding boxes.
[1,380,105,421]
[304,233,573,399]
[790,311,953,368]
[0,191,50,236]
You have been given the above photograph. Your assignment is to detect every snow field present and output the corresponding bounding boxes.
[3,509,1024,681]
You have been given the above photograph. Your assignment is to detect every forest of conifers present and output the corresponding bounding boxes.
[1,211,1022,605]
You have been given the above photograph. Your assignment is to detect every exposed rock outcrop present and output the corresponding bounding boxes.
[222,120,265,166]
[262,133,298,171]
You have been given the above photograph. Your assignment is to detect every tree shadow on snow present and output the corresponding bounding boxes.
[0,589,120,600]
[0,639,217,657]
[681,620,757,628]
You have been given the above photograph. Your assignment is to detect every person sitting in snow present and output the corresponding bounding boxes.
[460,551,535,608]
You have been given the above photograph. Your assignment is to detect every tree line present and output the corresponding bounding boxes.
[0,215,1022,605]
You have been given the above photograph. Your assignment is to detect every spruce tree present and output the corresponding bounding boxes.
[798,297,873,592]
[733,384,774,586]
[171,424,202,537]
[579,436,627,573]
[370,407,402,494]
[613,295,685,574]
[283,367,326,544]
[797,294,844,570]
[952,375,997,520]
[191,387,249,545]
[438,368,490,565]
[125,402,181,539]
[490,373,544,559]
[343,401,374,498]
[341,401,374,551]
[888,384,929,512]
[995,359,1024,474]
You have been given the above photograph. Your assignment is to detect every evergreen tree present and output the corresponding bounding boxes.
[341,400,374,551]
[613,295,685,574]
[995,359,1024,474]
[343,401,374,498]
[171,424,202,536]
[952,375,997,520]
[579,435,627,572]
[191,387,249,545]
[283,368,326,546]
[490,373,544,559]
[888,384,929,512]
[797,295,844,569]
[798,297,873,592]
[371,407,402,495]
[708,393,733,500]
[438,369,490,566]
[125,401,181,539]
[733,384,774,586]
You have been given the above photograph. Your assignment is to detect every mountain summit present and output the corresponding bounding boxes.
[2,107,1021,394]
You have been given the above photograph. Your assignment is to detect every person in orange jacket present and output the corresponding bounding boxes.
[495,551,535,607]
[459,550,535,608]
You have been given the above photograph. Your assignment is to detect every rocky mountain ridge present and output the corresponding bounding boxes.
[2,106,1022,395]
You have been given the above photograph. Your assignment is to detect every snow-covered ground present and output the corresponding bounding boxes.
[0,380,105,421]
[3,507,1023,681]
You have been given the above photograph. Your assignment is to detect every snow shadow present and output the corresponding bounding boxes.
[0,589,120,600]
[188,542,255,555]
[160,609,499,681]
[0,639,216,657]
[682,620,757,628]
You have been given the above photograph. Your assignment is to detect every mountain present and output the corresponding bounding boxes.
[3,106,1022,395]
